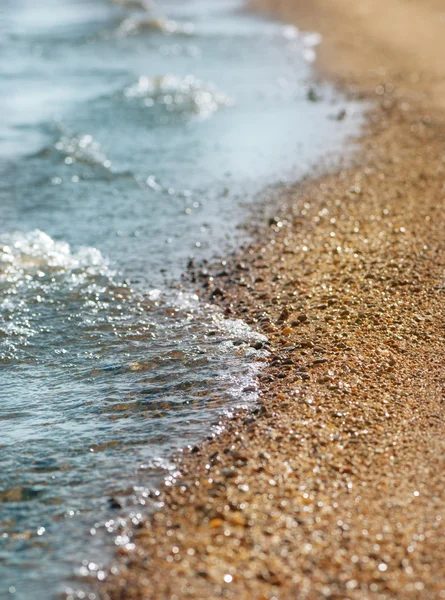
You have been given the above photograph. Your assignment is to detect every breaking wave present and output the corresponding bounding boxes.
[124,74,234,119]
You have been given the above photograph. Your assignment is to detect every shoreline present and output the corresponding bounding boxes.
[101,1,445,598]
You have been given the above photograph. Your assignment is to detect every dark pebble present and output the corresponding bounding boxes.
[221,468,237,479]
[312,358,328,365]
[109,497,122,510]
[277,308,290,324]
[210,287,225,299]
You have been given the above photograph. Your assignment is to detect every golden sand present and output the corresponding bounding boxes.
[101,1,445,598]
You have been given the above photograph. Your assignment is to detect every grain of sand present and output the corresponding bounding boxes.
[101,1,445,598]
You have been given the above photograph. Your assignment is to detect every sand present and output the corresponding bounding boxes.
[100,1,445,598]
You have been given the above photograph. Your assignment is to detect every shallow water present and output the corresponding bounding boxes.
[0,0,362,598]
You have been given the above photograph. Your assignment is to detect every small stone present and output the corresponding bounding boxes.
[312,358,328,365]
[336,108,347,121]
[109,497,122,510]
[296,371,310,380]
[229,512,246,526]
[307,87,321,102]
[210,287,225,299]
[209,518,224,528]
[277,308,290,323]
[221,468,237,479]
[258,452,270,460]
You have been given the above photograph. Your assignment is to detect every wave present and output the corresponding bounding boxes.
[33,130,112,170]
[124,74,234,119]
[49,132,112,169]
[0,230,117,360]
[0,230,111,276]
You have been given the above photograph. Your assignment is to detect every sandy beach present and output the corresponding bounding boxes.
[101,1,445,598]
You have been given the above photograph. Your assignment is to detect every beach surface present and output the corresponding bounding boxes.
[101,0,445,598]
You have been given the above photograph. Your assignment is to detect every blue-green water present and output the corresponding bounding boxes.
[0,0,363,598]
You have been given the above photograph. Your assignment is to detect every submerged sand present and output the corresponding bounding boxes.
[101,1,445,598]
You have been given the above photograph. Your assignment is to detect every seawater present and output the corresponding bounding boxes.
[0,0,363,598]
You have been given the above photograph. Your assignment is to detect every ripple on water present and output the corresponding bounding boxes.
[123,74,234,119]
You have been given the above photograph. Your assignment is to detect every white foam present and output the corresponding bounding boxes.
[54,133,111,169]
[303,32,322,47]
[124,74,234,118]
[147,288,162,302]
[0,231,117,358]
[0,230,112,281]
[215,316,267,344]
[301,32,322,63]
[282,24,299,40]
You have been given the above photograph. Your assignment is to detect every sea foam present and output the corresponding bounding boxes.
[124,74,234,118]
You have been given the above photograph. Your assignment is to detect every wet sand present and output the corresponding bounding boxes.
[101,1,445,598]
